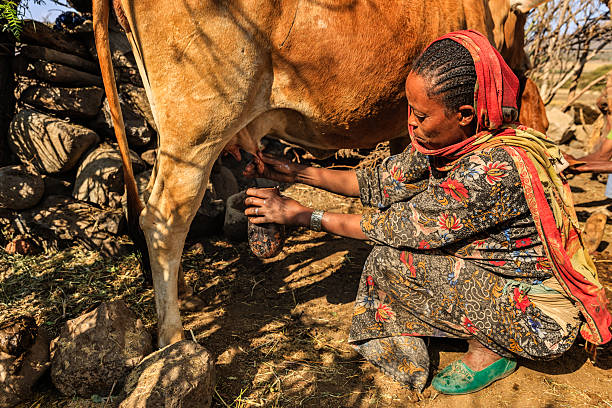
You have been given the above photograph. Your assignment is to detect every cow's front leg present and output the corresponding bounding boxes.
[140,146,218,347]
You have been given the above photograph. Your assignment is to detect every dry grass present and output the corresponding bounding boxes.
[0,247,156,339]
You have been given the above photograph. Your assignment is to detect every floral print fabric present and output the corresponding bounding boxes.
[355,335,429,391]
[349,146,579,386]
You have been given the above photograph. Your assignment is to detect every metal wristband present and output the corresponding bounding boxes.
[310,210,324,231]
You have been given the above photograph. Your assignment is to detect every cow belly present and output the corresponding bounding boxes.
[266,0,490,149]
[244,103,409,154]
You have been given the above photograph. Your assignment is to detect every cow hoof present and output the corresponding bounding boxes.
[179,294,206,312]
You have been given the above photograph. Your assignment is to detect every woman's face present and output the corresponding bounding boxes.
[406,72,475,150]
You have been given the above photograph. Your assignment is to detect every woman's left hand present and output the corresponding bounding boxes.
[244,187,312,226]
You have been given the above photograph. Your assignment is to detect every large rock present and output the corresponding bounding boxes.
[120,340,214,408]
[546,107,575,144]
[574,124,593,146]
[140,149,156,167]
[42,176,72,197]
[119,84,157,131]
[8,109,100,174]
[17,58,102,87]
[88,29,141,85]
[0,166,44,210]
[21,20,91,59]
[0,195,124,256]
[20,45,99,74]
[585,115,607,154]
[224,191,248,241]
[92,97,154,147]
[50,300,152,398]
[210,164,239,202]
[73,144,146,208]
[571,102,600,125]
[0,316,37,357]
[19,85,104,119]
[0,331,50,408]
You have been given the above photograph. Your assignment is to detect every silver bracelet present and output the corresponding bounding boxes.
[310,210,324,231]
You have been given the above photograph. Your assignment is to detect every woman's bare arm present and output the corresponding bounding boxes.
[244,154,360,197]
[244,188,367,240]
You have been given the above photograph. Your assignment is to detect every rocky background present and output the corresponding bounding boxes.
[0,12,254,258]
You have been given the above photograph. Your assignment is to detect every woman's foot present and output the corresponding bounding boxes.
[461,339,503,370]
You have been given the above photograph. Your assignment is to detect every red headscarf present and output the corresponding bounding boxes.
[407,30,520,157]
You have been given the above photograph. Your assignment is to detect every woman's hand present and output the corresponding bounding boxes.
[243,154,306,183]
[244,187,311,226]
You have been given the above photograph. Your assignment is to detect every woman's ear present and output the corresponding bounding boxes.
[457,105,476,127]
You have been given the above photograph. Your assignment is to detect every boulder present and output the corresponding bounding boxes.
[546,107,575,145]
[87,30,141,85]
[210,164,239,202]
[4,237,40,256]
[50,300,152,398]
[19,85,104,119]
[585,115,606,154]
[13,75,38,101]
[0,316,37,357]
[92,97,154,147]
[0,195,124,256]
[120,340,214,408]
[0,166,44,210]
[42,176,72,197]
[8,109,100,174]
[128,169,152,205]
[119,83,157,131]
[20,45,99,74]
[574,124,593,146]
[23,59,102,87]
[0,331,50,408]
[224,191,248,241]
[73,144,145,208]
[21,20,91,59]
[571,102,600,125]
[140,149,156,167]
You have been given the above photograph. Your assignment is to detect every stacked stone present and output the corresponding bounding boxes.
[0,15,238,256]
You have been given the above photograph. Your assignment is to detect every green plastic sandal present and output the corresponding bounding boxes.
[432,357,517,395]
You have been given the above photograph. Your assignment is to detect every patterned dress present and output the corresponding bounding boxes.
[349,145,580,390]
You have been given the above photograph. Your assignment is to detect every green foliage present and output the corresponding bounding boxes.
[0,0,23,39]
[0,0,51,40]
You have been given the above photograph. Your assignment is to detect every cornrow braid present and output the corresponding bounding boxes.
[411,39,477,113]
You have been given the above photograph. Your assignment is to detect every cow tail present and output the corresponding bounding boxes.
[93,0,152,284]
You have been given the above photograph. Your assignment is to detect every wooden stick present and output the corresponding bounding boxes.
[561,72,608,111]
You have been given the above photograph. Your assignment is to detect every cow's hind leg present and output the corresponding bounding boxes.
[140,144,219,347]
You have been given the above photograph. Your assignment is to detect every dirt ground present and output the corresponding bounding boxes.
[4,168,612,408]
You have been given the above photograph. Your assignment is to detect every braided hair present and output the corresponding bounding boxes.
[411,39,477,113]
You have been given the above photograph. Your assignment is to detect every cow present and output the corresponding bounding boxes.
[93,0,551,347]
